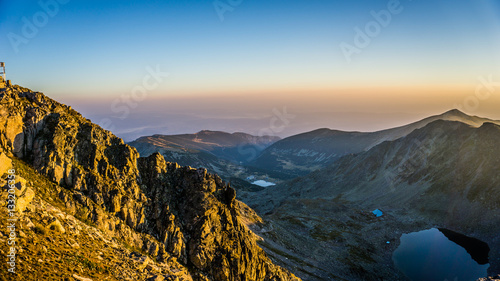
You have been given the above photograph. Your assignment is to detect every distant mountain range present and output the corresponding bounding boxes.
[246,116,500,280]
[249,109,500,177]
[130,110,500,200]
[129,131,283,192]
[130,130,279,163]
[130,110,500,181]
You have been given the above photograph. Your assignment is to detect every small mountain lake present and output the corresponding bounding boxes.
[251,180,276,187]
[392,228,489,281]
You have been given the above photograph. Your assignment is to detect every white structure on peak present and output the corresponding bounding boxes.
[0,62,5,81]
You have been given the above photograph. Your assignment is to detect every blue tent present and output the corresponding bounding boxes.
[372,209,383,217]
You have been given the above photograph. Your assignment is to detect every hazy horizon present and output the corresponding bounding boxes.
[66,101,499,141]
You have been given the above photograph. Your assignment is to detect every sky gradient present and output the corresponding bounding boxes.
[1,0,500,140]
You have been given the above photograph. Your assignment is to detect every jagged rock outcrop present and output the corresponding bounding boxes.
[477,275,500,281]
[0,81,299,280]
[0,157,196,280]
[138,153,293,280]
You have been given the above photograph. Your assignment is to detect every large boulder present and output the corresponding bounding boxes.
[0,152,12,175]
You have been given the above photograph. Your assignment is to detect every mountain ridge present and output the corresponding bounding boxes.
[132,130,279,152]
[250,109,500,177]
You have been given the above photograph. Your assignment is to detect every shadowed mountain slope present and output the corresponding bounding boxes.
[246,119,500,280]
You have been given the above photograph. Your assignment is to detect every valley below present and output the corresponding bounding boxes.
[247,196,500,281]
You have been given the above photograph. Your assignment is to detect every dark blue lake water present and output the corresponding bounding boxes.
[392,228,489,281]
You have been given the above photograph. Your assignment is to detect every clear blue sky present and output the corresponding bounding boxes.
[1,0,500,140]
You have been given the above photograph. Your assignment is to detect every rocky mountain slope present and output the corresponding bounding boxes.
[246,118,500,280]
[0,77,299,280]
[251,109,500,177]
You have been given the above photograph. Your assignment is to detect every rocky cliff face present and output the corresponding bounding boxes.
[0,81,299,280]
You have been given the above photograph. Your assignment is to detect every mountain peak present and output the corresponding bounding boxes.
[479,121,500,129]
[197,130,220,135]
[441,109,469,117]
[433,109,500,129]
